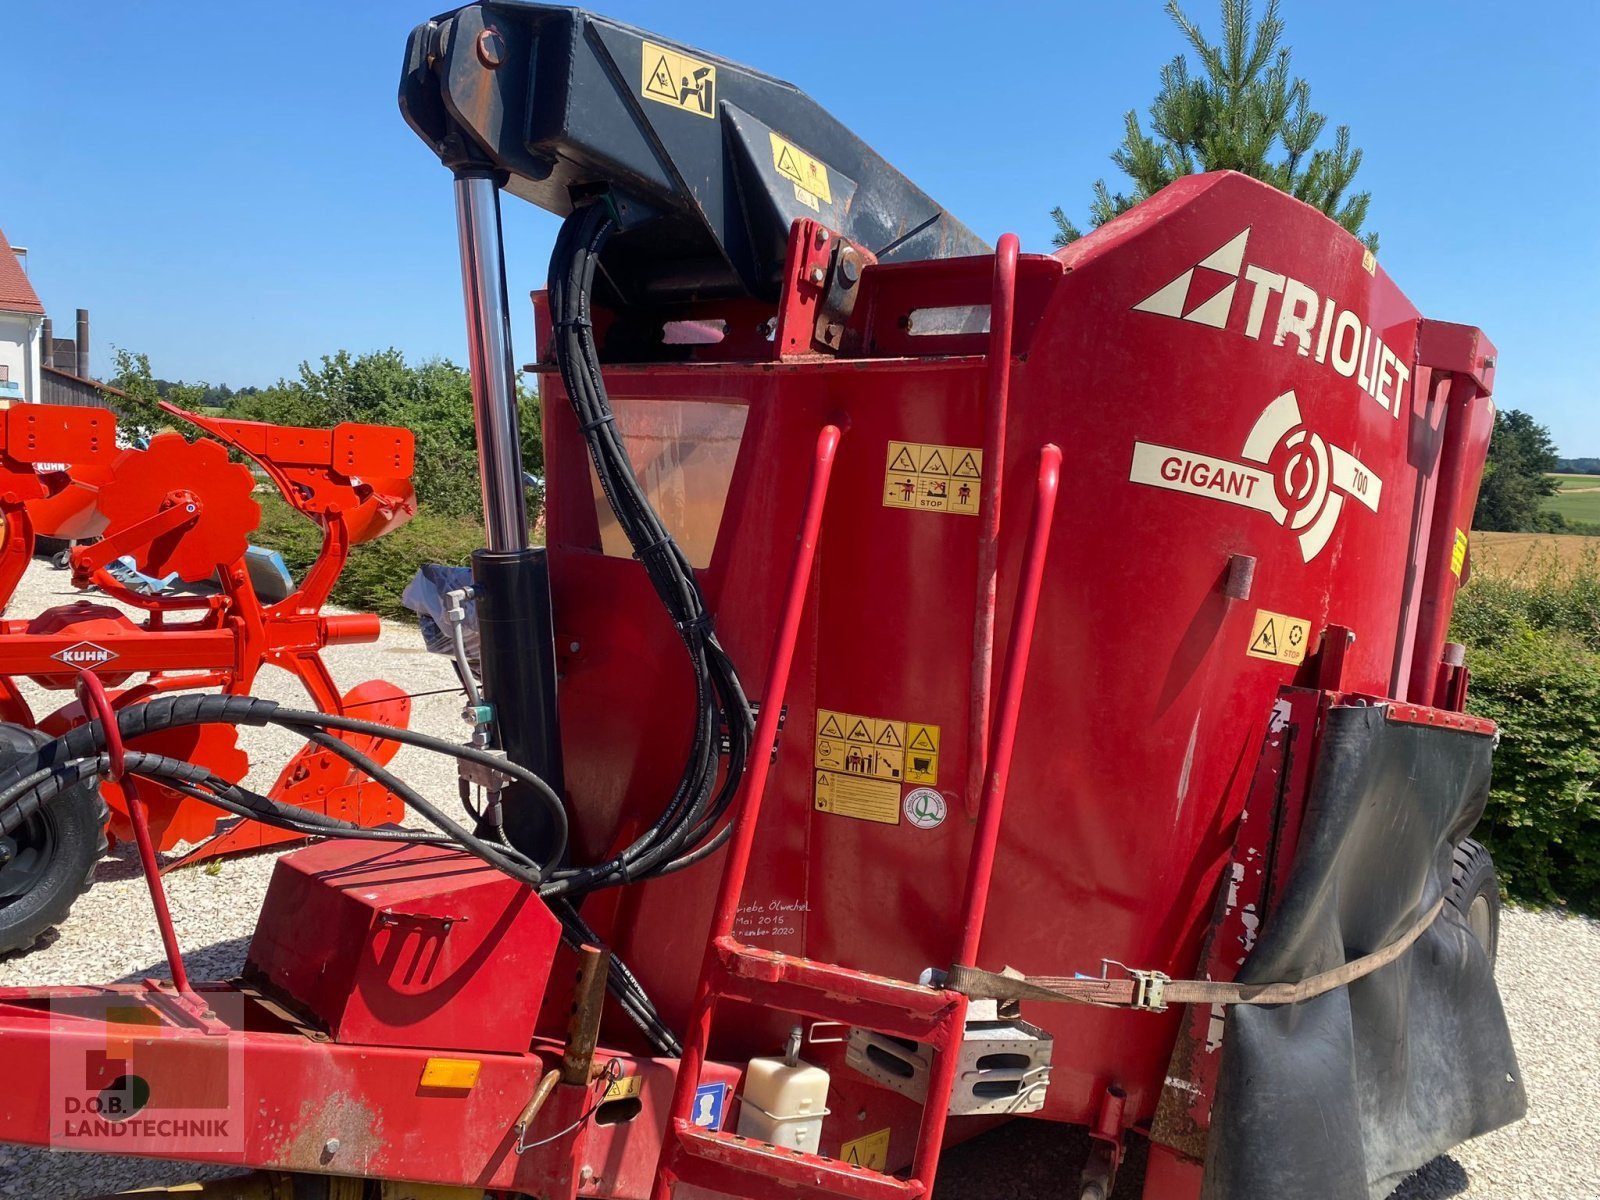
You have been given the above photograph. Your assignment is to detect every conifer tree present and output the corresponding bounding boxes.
[1053,0,1377,251]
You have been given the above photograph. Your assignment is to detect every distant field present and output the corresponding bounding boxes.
[1471,530,1599,579]
[1550,473,1600,490]
[1544,489,1600,525]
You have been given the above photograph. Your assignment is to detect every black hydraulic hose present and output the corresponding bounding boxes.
[542,204,755,896]
[299,728,548,883]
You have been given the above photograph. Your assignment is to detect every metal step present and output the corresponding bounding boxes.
[669,1125,928,1200]
[709,936,963,1044]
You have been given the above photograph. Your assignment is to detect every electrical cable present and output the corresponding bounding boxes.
[541,203,754,898]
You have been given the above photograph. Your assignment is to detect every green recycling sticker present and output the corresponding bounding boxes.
[903,787,947,830]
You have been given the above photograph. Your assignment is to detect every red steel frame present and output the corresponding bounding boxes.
[657,441,1061,1200]
[0,171,1504,1200]
[0,403,418,862]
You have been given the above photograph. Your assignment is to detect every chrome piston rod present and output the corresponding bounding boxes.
[454,172,529,552]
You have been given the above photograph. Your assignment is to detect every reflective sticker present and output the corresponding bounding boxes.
[841,1127,891,1170]
[883,441,982,516]
[419,1057,480,1090]
[1451,528,1469,578]
[769,132,833,205]
[640,41,716,118]
[605,1073,644,1101]
[814,771,901,825]
[1246,609,1311,665]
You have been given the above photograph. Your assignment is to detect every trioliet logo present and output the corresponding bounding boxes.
[50,642,119,669]
[1131,228,1412,418]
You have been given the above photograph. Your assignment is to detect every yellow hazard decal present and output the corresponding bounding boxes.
[605,1073,644,1101]
[883,441,982,516]
[769,132,832,207]
[1450,528,1468,578]
[814,710,939,825]
[1246,609,1311,665]
[815,709,939,786]
[640,41,716,118]
[840,1128,891,1171]
[1361,247,1377,275]
[814,771,900,825]
[905,723,940,785]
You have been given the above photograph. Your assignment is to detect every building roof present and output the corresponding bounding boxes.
[0,228,44,316]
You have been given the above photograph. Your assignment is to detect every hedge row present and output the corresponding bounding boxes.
[255,493,484,621]
[1453,550,1600,911]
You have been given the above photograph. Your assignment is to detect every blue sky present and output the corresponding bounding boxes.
[11,1,1598,452]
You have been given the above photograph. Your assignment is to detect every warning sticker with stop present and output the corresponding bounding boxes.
[1246,608,1311,664]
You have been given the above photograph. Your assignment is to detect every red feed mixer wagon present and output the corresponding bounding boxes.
[0,6,1521,1200]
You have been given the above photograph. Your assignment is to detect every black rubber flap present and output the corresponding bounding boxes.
[1203,704,1525,1200]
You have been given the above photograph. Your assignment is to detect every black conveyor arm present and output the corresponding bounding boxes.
[401,2,989,304]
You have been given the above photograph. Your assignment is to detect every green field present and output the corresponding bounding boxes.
[1544,474,1600,525]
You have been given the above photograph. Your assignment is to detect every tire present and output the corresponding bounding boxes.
[0,725,107,955]
[1448,837,1500,966]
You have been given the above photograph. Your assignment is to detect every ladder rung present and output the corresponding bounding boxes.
[710,937,963,1044]
[671,1125,928,1200]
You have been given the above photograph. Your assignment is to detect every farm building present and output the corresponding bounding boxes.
[0,229,44,404]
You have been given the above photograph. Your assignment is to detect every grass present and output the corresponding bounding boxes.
[1545,489,1600,526]
[1550,473,1600,490]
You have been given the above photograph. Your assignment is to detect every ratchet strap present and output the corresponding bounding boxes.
[946,897,1445,1012]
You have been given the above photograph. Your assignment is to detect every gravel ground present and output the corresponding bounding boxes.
[0,558,1595,1197]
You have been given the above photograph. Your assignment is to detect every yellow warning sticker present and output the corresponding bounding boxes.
[1361,247,1377,275]
[605,1073,643,1101]
[817,709,903,782]
[883,441,983,516]
[1246,609,1311,665]
[814,770,901,825]
[841,1127,891,1171]
[815,709,939,787]
[639,41,716,118]
[769,132,833,206]
[905,723,940,785]
[1450,528,1469,578]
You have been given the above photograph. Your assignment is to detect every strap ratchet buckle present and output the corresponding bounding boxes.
[1102,959,1171,1012]
[1128,969,1171,1012]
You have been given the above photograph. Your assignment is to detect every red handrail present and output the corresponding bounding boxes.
[955,443,1062,967]
[654,423,843,1199]
[967,233,1021,814]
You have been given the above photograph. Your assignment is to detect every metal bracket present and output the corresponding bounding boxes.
[458,747,513,791]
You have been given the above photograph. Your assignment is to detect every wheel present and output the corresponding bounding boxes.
[1448,837,1500,965]
[0,725,107,955]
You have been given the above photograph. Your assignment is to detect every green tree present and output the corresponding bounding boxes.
[104,347,209,440]
[230,348,543,522]
[1474,409,1562,533]
[1052,0,1377,251]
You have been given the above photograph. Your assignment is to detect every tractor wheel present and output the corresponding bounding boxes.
[0,724,107,955]
[1448,837,1501,966]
